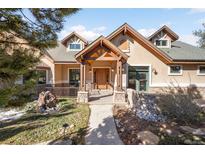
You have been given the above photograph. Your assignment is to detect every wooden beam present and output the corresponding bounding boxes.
[123,26,127,35]
[80,63,83,90]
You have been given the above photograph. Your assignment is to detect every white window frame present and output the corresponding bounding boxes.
[197,65,205,76]
[168,65,183,76]
[127,64,152,88]
[155,39,170,48]
[68,43,82,51]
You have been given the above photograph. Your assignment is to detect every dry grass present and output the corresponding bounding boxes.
[0,98,89,145]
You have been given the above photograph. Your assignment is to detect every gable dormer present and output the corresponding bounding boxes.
[61,32,88,52]
[148,25,179,48]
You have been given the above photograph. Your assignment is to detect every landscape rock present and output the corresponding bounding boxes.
[135,93,166,122]
[180,126,205,136]
[37,91,58,112]
[137,131,159,145]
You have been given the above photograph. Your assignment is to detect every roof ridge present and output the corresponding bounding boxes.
[148,25,179,41]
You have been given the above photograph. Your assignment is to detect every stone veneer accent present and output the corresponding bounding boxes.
[113,91,127,103]
[77,91,89,103]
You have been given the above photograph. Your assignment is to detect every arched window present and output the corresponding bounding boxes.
[119,39,129,51]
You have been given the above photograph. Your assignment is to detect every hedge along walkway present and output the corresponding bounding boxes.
[85,104,123,145]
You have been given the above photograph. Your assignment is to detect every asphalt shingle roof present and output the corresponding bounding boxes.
[47,40,205,63]
[47,42,77,62]
[160,41,205,61]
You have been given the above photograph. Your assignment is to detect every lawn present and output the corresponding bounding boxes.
[0,98,90,145]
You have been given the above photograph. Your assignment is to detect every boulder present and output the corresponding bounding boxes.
[44,91,58,108]
[137,131,159,145]
[37,91,58,112]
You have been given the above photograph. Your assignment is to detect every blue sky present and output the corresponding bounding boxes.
[41,9,203,46]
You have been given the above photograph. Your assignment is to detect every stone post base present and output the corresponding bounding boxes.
[77,91,89,103]
[113,91,127,104]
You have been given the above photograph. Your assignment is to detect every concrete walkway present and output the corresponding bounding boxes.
[88,90,114,105]
[85,104,123,145]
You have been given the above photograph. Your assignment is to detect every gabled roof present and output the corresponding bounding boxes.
[106,23,173,64]
[75,35,128,62]
[148,25,179,41]
[61,31,88,46]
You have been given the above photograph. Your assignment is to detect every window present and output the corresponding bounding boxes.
[155,40,168,47]
[119,39,129,51]
[37,70,47,84]
[69,43,81,50]
[128,66,149,91]
[197,65,205,75]
[69,69,80,87]
[168,65,182,75]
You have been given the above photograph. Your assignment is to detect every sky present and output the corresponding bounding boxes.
[41,9,203,46]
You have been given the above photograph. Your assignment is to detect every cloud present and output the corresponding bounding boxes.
[138,28,156,37]
[179,34,199,46]
[188,8,205,14]
[58,25,106,41]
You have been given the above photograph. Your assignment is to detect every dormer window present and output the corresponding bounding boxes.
[155,40,168,47]
[69,43,82,51]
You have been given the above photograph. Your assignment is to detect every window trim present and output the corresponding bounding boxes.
[155,39,170,48]
[197,65,205,76]
[68,43,82,51]
[127,64,152,89]
[168,65,183,76]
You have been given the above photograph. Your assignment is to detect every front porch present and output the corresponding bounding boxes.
[75,36,128,104]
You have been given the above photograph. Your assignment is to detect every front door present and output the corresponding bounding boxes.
[94,68,109,89]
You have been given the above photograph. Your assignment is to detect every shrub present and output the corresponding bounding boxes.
[156,86,204,125]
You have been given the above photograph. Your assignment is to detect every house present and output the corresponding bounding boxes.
[37,23,205,103]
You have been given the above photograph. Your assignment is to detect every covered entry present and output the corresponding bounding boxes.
[75,36,128,103]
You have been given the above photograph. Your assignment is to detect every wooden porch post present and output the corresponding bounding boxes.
[116,60,122,91]
[80,63,84,91]
[83,64,86,91]
[80,62,86,91]
[119,60,122,90]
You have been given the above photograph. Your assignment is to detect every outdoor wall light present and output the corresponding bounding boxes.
[152,68,158,75]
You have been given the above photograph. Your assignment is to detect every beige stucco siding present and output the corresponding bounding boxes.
[40,55,55,84]
[111,32,205,89]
